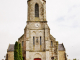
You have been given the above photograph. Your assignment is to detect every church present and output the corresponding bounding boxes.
[5,0,67,60]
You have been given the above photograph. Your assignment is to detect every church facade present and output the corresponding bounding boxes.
[6,0,67,60]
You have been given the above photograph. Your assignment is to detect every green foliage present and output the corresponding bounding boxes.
[19,43,23,60]
[14,41,19,60]
[14,41,23,60]
[55,59,56,60]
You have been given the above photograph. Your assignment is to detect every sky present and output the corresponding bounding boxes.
[0,0,80,60]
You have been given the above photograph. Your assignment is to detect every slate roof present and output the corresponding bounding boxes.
[7,43,65,52]
[58,44,65,51]
[7,44,14,52]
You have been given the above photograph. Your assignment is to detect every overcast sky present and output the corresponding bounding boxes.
[0,0,80,60]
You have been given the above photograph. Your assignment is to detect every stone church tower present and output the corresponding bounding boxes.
[18,0,59,60]
[6,0,67,60]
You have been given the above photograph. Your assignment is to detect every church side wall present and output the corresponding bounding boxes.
[49,35,58,60]
[7,52,14,60]
[18,34,24,48]
[58,51,66,60]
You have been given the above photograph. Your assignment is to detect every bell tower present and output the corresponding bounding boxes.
[27,0,46,21]
[25,0,48,52]
[24,0,58,60]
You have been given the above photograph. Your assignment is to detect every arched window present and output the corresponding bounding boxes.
[35,3,39,17]
[40,36,41,45]
[51,41,53,47]
[33,37,35,45]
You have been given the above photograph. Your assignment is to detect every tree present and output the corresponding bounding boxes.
[73,58,76,60]
[19,43,23,60]
[14,41,23,60]
[14,41,19,60]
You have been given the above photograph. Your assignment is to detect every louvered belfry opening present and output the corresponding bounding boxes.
[35,3,39,17]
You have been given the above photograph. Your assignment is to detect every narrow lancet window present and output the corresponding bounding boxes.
[35,3,39,17]
[22,41,24,47]
[40,36,41,45]
[51,41,53,47]
[33,37,35,45]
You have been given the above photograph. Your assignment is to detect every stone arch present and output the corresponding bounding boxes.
[32,31,36,35]
[39,31,42,36]
[33,53,42,59]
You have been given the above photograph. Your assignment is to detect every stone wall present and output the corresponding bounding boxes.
[7,52,14,60]
[58,51,66,60]
[29,52,46,60]
[27,0,46,21]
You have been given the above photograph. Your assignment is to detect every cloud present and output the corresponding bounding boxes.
[56,17,65,22]
[47,0,80,59]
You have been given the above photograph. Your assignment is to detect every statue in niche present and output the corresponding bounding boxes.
[36,37,38,43]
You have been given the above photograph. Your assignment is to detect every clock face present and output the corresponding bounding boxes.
[35,23,39,27]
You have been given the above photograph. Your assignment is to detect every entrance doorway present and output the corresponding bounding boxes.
[34,58,41,60]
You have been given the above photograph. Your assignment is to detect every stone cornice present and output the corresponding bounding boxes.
[27,0,46,3]
[27,21,47,23]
